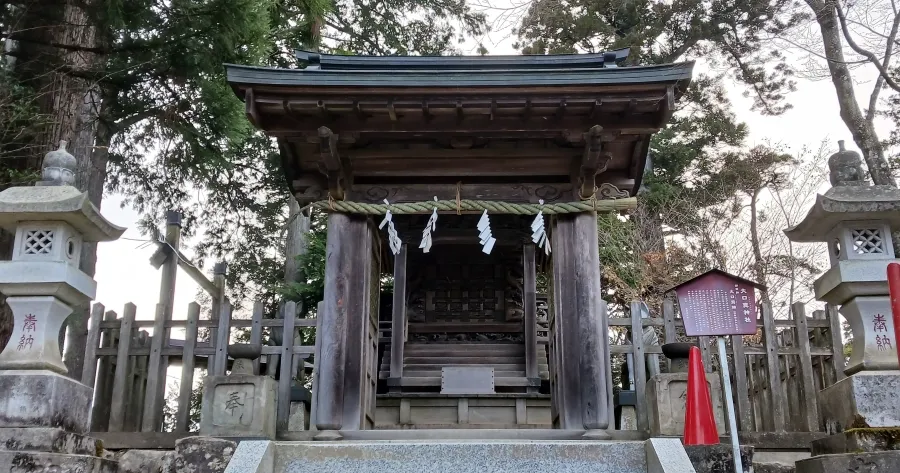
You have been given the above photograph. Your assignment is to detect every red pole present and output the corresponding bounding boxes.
[888,263,900,366]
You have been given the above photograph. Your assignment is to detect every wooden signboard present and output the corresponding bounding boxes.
[673,269,764,337]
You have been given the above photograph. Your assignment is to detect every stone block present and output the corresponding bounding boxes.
[646,372,726,436]
[115,449,175,473]
[796,451,900,473]
[836,296,898,374]
[174,436,236,473]
[0,370,93,434]
[289,402,309,431]
[818,371,900,433]
[645,438,695,473]
[224,440,273,473]
[812,429,900,455]
[683,444,753,473]
[0,427,99,455]
[0,451,117,473]
[754,463,795,473]
[200,374,277,438]
[276,440,648,473]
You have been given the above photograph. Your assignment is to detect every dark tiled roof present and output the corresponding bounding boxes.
[225,61,694,89]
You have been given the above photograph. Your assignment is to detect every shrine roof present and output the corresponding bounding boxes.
[225,60,694,90]
[294,48,632,70]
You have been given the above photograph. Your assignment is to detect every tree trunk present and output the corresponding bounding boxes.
[807,0,895,186]
[64,116,109,377]
[749,188,772,307]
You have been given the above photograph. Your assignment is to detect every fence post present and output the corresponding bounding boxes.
[213,300,232,376]
[826,305,846,381]
[277,301,297,433]
[109,303,136,432]
[761,302,786,431]
[175,302,201,432]
[81,303,105,388]
[730,334,752,431]
[791,302,819,431]
[142,304,167,432]
[90,310,118,432]
[250,302,264,375]
[630,301,648,431]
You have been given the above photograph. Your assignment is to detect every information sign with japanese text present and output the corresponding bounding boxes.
[673,270,760,337]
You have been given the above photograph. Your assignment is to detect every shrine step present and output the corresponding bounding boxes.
[270,440,649,473]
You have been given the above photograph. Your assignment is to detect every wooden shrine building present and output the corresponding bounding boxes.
[226,50,693,436]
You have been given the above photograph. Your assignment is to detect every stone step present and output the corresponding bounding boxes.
[0,451,117,473]
[272,440,648,473]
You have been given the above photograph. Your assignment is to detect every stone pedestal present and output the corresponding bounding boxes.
[0,370,93,433]
[683,444,754,473]
[833,295,898,373]
[646,372,726,436]
[200,365,277,439]
[796,451,900,473]
[817,371,900,433]
[174,436,236,473]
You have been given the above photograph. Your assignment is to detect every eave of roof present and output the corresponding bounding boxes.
[225,61,695,90]
[293,48,631,70]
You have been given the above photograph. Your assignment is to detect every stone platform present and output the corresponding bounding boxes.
[223,438,700,473]
[796,451,900,473]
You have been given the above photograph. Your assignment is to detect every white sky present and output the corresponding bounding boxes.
[93,11,893,325]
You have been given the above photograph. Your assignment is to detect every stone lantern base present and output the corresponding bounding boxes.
[817,371,900,433]
[0,370,116,472]
[791,371,900,473]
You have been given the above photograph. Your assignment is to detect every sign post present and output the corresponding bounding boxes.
[670,269,765,473]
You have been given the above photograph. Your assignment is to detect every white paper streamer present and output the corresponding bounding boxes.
[419,196,439,253]
[379,199,403,255]
[531,199,551,255]
[477,209,496,254]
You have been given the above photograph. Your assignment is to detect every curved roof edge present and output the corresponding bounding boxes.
[225,61,694,89]
[293,48,632,70]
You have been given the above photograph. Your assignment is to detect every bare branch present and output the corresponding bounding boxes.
[836,1,900,93]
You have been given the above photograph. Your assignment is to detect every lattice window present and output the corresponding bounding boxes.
[851,228,887,255]
[23,230,54,255]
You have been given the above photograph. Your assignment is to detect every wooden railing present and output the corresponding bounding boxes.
[82,299,315,446]
[81,295,843,449]
[605,300,843,435]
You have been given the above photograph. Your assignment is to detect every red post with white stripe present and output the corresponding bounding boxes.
[888,263,900,366]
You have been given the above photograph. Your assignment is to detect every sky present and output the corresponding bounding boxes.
[92,9,893,326]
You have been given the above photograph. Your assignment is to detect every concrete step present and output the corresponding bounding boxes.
[274,440,648,473]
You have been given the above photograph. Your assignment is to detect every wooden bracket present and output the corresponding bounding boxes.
[575,125,612,199]
[317,126,351,200]
[245,88,261,127]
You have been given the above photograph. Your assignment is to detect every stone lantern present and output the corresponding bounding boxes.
[0,142,124,472]
[785,141,899,375]
[785,141,900,472]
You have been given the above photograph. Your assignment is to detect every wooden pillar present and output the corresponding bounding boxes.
[550,211,610,432]
[315,212,372,432]
[524,243,538,390]
[389,244,408,386]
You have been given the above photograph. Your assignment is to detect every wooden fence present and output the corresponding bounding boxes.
[81,299,315,441]
[606,300,844,435]
[81,295,843,448]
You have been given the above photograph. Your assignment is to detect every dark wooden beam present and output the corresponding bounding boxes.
[390,244,407,389]
[656,86,675,128]
[263,115,661,136]
[524,243,538,393]
[317,126,351,200]
[316,213,371,431]
[574,125,611,199]
[555,99,567,120]
[245,88,261,127]
[551,212,610,431]
[345,147,583,161]
[344,179,634,204]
